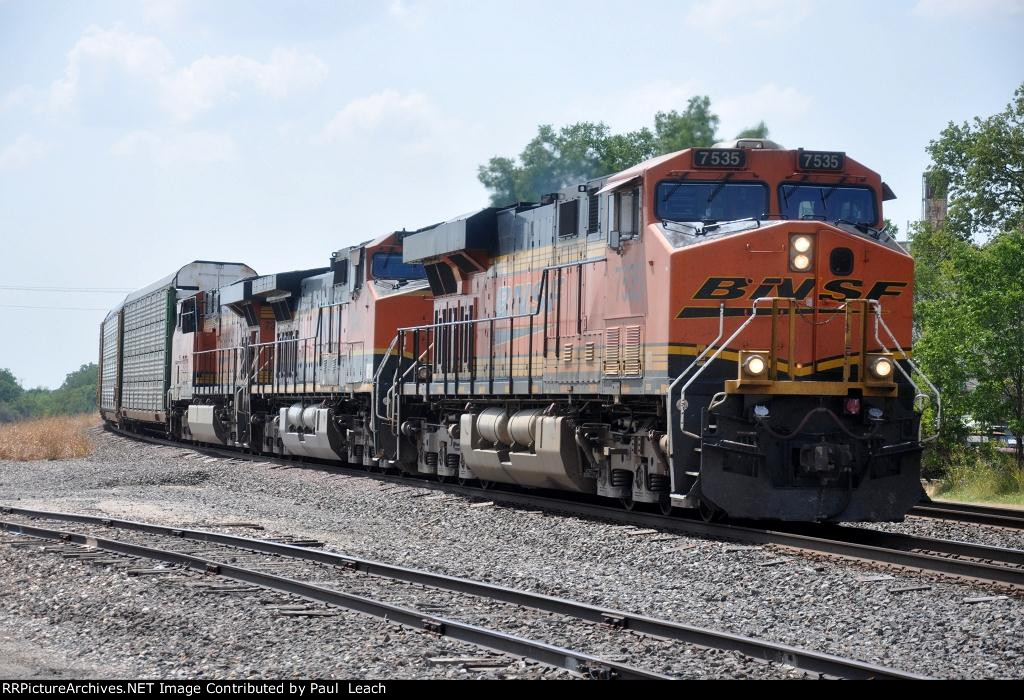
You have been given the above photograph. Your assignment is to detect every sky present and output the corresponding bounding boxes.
[1,0,1022,388]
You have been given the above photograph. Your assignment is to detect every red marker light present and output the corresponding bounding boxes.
[844,398,861,416]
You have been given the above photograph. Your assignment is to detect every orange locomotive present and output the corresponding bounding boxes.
[98,139,938,522]
[384,139,938,521]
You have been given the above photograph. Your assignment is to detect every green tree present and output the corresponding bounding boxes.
[914,83,1024,466]
[60,363,98,391]
[926,84,1024,239]
[478,95,770,205]
[0,368,23,404]
[913,227,1024,465]
[652,96,719,153]
[911,223,978,453]
[0,363,98,423]
[736,121,770,139]
[961,231,1024,465]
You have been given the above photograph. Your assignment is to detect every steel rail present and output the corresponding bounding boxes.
[0,518,669,681]
[104,426,1024,589]
[910,501,1024,531]
[799,523,1024,567]
[0,506,925,680]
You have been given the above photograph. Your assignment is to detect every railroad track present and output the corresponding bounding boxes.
[0,507,926,680]
[108,426,1024,591]
[910,501,1024,531]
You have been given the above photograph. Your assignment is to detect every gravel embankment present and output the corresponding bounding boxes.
[0,518,800,680]
[0,534,566,679]
[2,429,1023,679]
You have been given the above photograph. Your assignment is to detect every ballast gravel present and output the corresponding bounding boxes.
[1,428,1022,679]
[0,538,567,680]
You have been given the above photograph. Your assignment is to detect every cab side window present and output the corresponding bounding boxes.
[179,298,197,334]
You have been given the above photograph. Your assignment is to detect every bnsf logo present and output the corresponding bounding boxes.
[692,277,908,301]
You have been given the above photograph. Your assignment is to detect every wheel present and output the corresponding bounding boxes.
[479,480,495,490]
[457,476,469,487]
[620,495,635,511]
[436,472,451,484]
[658,497,674,516]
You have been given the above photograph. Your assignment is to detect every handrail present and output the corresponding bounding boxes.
[869,300,942,441]
[385,343,434,425]
[666,303,724,491]
[371,256,608,455]
[191,337,318,397]
[668,297,942,480]
[676,297,779,438]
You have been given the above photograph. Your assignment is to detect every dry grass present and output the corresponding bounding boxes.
[0,414,98,461]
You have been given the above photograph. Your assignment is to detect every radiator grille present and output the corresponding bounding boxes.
[603,327,621,376]
[623,325,642,376]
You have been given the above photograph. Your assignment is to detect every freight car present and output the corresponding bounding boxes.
[98,139,940,522]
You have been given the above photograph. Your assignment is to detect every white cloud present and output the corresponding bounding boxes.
[161,48,328,121]
[912,0,1024,17]
[50,25,172,111]
[318,89,440,148]
[685,0,813,33]
[0,134,51,169]
[111,129,237,166]
[49,25,327,121]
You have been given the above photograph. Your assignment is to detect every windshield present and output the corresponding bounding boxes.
[371,252,426,280]
[778,184,876,225]
[656,181,768,223]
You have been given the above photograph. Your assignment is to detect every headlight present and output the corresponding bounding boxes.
[738,350,771,384]
[864,353,896,385]
[789,234,814,271]
[869,356,893,379]
[743,354,767,376]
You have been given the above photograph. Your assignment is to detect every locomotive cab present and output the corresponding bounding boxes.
[644,143,937,521]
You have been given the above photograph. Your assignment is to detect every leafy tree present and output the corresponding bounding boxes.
[0,363,98,423]
[480,123,612,205]
[478,95,770,205]
[913,227,1024,465]
[600,129,657,175]
[914,83,1024,466]
[0,368,23,404]
[926,84,1024,239]
[911,224,979,454]
[736,121,770,140]
[652,96,719,153]
[61,363,97,391]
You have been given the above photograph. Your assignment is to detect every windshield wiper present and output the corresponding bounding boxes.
[660,217,701,234]
[818,188,830,220]
[821,175,849,202]
[835,219,881,238]
[705,173,733,208]
[780,184,795,211]
[702,217,761,234]
[660,173,691,202]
